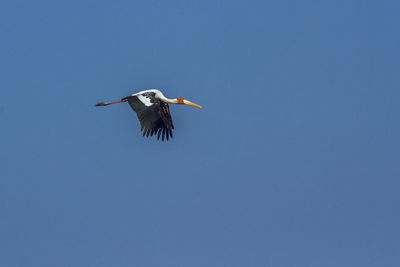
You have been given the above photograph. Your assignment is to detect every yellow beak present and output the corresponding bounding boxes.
[182,99,203,109]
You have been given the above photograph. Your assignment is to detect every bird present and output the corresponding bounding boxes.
[95,89,202,141]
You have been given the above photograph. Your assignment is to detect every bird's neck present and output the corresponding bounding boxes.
[156,92,178,104]
[164,98,178,104]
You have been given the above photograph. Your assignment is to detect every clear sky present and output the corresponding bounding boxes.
[1,0,399,266]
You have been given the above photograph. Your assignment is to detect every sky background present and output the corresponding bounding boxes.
[1,0,400,266]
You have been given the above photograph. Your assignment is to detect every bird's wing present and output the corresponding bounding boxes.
[125,96,174,141]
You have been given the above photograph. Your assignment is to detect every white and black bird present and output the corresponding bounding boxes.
[95,89,202,141]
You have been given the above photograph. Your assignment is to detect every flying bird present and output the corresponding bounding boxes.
[95,89,202,141]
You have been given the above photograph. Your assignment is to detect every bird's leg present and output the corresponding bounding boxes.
[95,99,128,106]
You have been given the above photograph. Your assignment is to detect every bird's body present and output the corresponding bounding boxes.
[95,89,202,141]
[124,90,175,141]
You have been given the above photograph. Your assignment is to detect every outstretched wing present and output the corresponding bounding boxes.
[124,95,174,141]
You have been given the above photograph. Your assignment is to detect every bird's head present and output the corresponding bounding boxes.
[176,97,202,109]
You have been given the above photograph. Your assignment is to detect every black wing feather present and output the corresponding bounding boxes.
[124,95,174,141]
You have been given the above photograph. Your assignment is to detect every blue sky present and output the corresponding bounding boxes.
[1,0,399,266]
